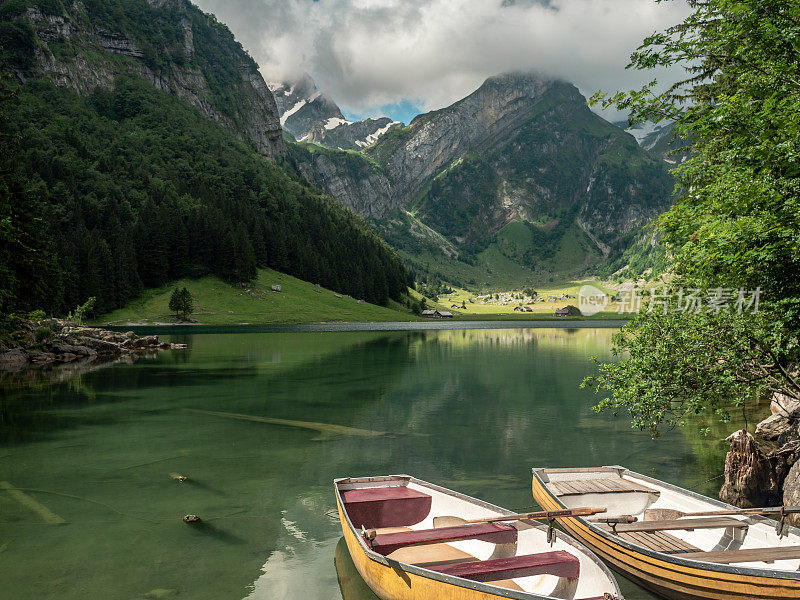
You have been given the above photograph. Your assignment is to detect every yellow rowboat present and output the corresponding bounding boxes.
[335,474,623,600]
[532,466,800,600]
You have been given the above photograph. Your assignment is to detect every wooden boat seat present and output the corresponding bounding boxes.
[677,545,800,564]
[387,545,523,591]
[342,486,432,529]
[369,522,518,555]
[381,527,524,592]
[600,517,748,534]
[549,478,660,497]
[613,530,701,554]
[427,550,580,582]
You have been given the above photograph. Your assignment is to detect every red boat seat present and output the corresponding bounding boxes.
[342,486,432,529]
[427,550,580,582]
[369,522,518,555]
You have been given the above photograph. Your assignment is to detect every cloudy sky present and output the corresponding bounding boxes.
[195,0,690,124]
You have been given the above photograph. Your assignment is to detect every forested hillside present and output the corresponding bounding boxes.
[0,0,411,316]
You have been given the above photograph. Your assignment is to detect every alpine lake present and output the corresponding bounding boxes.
[0,323,752,600]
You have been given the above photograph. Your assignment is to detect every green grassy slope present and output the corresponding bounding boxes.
[97,269,419,325]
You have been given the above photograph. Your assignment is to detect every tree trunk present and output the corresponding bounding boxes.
[783,460,800,526]
[719,430,779,507]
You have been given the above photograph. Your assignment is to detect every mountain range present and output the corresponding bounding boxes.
[275,72,675,287]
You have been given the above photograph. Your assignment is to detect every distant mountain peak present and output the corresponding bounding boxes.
[268,73,344,139]
[269,73,402,150]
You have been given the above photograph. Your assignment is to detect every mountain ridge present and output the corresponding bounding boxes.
[282,72,674,286]
[269,72,402,150]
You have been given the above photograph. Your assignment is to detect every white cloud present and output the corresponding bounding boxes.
[194,0,691,120]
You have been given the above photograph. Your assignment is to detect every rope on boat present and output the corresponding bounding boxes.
[688,472,724,490]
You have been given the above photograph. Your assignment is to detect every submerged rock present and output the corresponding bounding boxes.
[143,589,178,599]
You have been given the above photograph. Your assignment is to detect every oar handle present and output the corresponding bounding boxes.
[589,515,638,524]
[467,507,606,524]
[744,506,800,515]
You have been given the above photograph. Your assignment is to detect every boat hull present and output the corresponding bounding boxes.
[531,469,800,600]
[335,475,622,600]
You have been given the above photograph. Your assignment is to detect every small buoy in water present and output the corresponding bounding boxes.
[170,473,188,482]
[183,514,201,523]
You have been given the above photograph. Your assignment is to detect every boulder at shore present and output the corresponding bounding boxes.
[0,318,185,370]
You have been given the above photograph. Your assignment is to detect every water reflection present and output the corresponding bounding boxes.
[334,538,379,600]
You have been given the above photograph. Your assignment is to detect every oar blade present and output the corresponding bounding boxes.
[644,508,684,521]
[433,516,467,528]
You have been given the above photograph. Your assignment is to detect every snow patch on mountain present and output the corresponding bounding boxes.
[354,120,402,148]
[280,99,306,126]
[324,117,351,130]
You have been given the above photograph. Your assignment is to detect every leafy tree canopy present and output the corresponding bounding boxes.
[586,0,800,434]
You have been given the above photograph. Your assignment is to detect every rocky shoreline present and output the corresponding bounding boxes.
[0,317,186,370]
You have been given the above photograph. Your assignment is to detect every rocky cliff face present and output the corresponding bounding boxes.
[369,73,557,199]
[290,146,397,219]
[20,0,285,160]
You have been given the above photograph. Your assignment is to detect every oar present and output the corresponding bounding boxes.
[433,507,606,529]
[644,506,800,522]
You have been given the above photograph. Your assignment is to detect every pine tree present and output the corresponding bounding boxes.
[178,287,194,318]
[168,287,181,318]
[0,72,58,313]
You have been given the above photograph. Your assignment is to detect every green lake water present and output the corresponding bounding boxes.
[0,327,733,600]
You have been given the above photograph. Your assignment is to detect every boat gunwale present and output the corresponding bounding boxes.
[334,474,623,600]
[531,465,800,580]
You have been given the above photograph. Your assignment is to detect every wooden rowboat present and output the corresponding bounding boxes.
[335,474,623,600]
[531,466,800,600]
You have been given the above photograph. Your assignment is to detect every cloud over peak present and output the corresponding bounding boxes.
[195,0,690,121]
